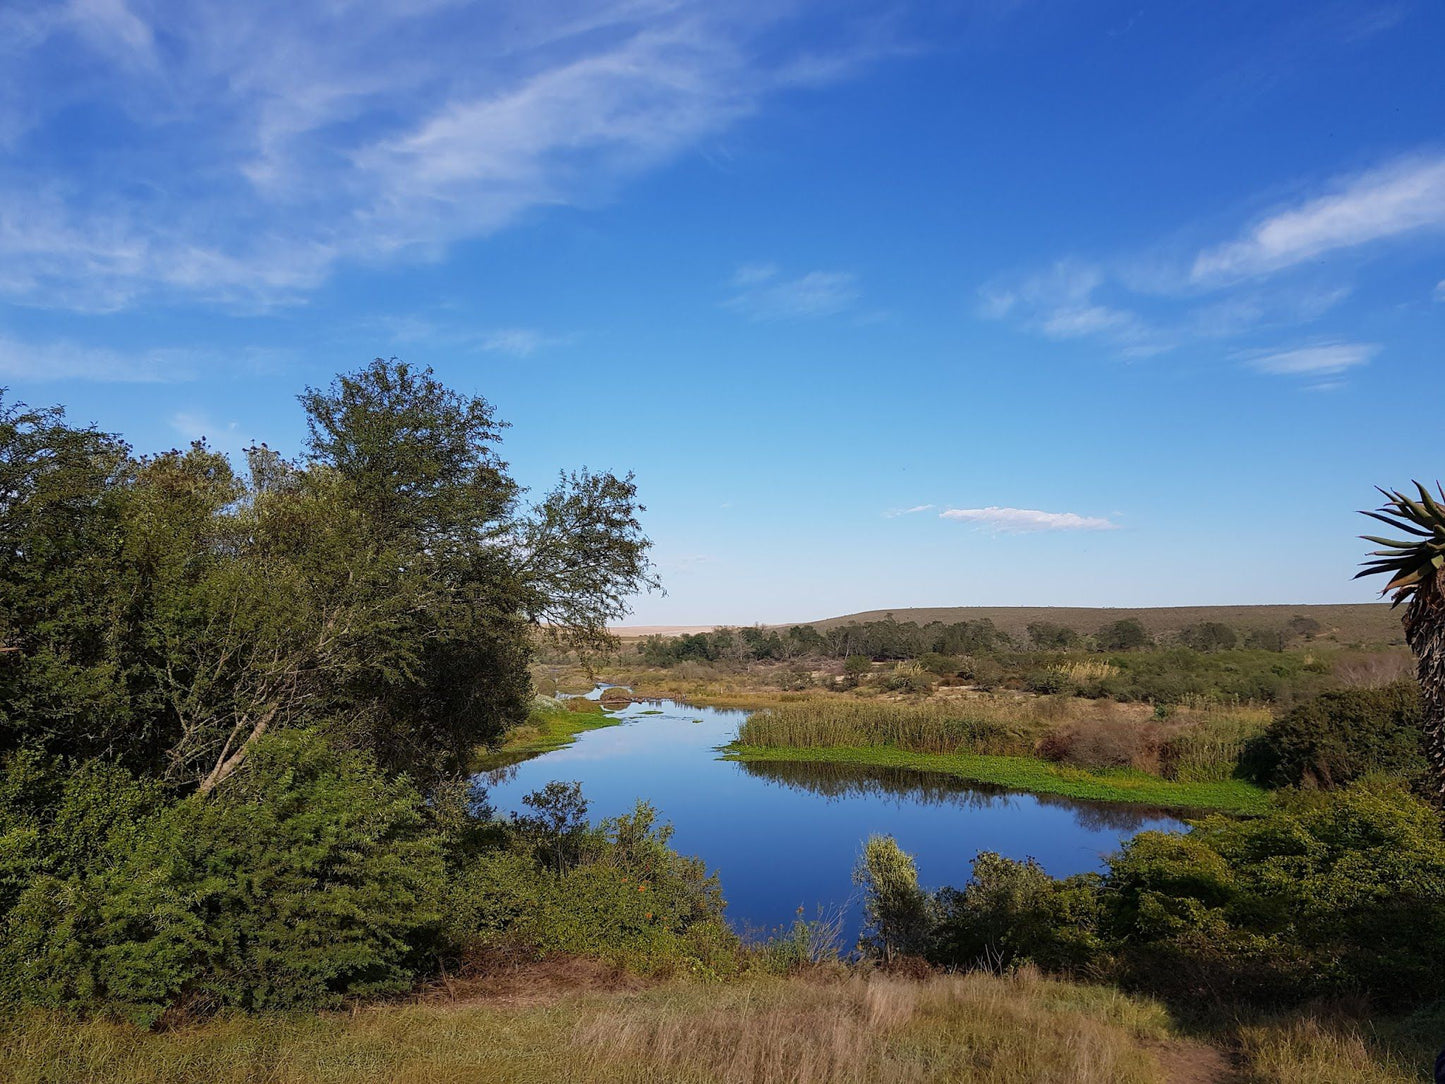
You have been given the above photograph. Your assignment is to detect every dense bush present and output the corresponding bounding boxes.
[932,853,1105,973]
[447,797,730,974]
[1244,681,1424,789]
[860,781,1445,1008]
[0,732,445,1024]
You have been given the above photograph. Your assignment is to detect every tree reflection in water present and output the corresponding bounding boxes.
[736,759,1182,833]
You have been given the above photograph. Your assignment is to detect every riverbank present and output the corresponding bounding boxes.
[473,698,625,770]
[723,743,1270,814]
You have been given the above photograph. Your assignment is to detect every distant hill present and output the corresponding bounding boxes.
[793,604,1404,646]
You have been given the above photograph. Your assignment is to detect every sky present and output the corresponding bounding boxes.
[1,0,1442,625]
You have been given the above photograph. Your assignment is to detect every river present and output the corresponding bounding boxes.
[480,692,1185,947]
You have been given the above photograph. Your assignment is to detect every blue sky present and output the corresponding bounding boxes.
[1,0,1441,624]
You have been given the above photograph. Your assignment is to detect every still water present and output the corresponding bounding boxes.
[480,693,1185,944]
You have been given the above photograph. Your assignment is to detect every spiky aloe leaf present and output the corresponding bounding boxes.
[1359,482,1445,606]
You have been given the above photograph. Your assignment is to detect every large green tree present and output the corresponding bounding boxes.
[1357,482,1445,798]
[0,359,658,792]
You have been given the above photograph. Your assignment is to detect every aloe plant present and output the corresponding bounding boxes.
[1357,482,1445,797]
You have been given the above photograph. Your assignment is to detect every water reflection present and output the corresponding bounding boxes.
[737,758,1176,832]
[479,695,1186,941]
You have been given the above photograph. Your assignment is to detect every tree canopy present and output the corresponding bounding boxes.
[0,359,658,790]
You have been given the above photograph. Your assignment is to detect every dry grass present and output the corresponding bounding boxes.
[1236,1016,1422,1083]
[0,970,1175,1084]
[738,696,1270,782]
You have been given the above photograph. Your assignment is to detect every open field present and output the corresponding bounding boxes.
[794,604,1402,645]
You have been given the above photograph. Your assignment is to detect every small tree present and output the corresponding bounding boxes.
[854,835,933,962]
[515,781,590,874]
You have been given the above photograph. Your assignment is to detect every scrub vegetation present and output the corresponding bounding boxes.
[3,366,1443,1081]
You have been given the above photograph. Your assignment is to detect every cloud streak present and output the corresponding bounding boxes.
[1193,154,1445,283]
[982,150,1445,385]
[939,506,1117,532]
[1242,341,1379,376]
[725,265,861,320]
[0,1,895,311]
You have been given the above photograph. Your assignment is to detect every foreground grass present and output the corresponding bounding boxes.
[0,970,1174,1084]
[6,967,1433,1083]
[724,744,1270,814]
[474,698,623,770]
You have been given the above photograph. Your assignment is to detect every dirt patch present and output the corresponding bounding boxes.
[421,954,654,1009]
[1148,1038,1240,1084]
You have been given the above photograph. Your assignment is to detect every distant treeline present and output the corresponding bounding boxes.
[638,614,1327,666]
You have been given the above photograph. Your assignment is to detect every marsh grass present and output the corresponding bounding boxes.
[738,697,1270,785]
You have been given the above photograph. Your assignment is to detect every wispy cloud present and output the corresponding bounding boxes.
[885,503,934,518]
[1241,341,1379,376]
[0,1,897,311]
[1193,154,1445,283]
[1434,279,1445,303]
[725,265,861,321]
[0,333,290,382]
[982,150,1445,384]
[478,328,566,357]
[939,506,1117,532]
[0,334,195,381]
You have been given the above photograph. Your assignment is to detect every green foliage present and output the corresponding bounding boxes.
[1106,780,1445,1006]
[854,835,933,960]
[1177,622,1238,652]
[446,800,731,974]
[1245,682,1425,788]
[932,853,1104,972]
[0,732,444,1024]
[0,363,656,789]
[1027,622,1081,649]
[1095,619,1152,651]
[1355,482,1445,603]
[882,780,1445,1008]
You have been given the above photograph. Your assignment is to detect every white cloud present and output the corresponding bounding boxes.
[1242,341,1379,376]
[885,504,934,517]
[939,506,1117,532]
[1434,279,1445,302]
[726,267,860,321]
[978,260,1174,357]
[1193,154,1445,283]
[0,1,894,311]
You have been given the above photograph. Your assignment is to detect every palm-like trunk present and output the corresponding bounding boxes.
[1404,568,1445,800]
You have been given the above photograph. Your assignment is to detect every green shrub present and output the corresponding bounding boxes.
[854,835,933,961]
[0,732,445,1024]
[862,780,1445,1008]
[932,853,1105,973]
[446,800,730,974]
[1244,682,1424,789]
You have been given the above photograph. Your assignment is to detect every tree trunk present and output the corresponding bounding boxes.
[1404,567,1445,801]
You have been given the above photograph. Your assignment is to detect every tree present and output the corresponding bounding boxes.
[1356,482,1445,798]
[1095,618,1151,651]
[0,360,660,793]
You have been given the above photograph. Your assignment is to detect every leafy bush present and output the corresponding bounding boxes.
[854,835,933,961]
[447,800,730,974]
[1104,779,1445,1006]
[862,781,1445,1008]
[932,853,1104,972]
[0,732,446,1024]
[1245,681,1424,788]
